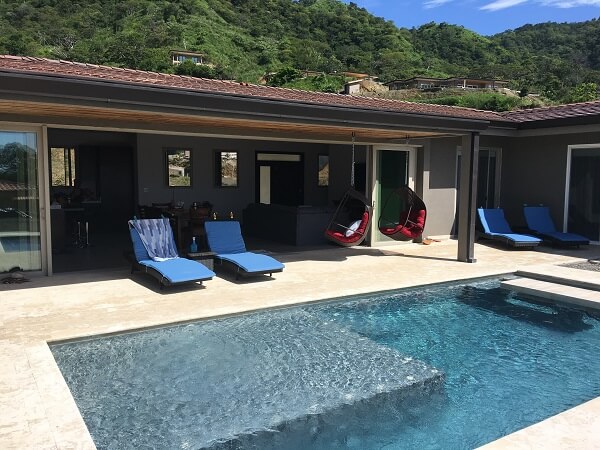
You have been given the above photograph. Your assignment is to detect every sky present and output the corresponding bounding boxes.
[343,0,600,35]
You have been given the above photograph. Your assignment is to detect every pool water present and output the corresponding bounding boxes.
[51,279,600,449]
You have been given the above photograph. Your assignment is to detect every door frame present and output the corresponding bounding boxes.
[0,122,49,275]
[370,144,417,246]
[254,151,304,206]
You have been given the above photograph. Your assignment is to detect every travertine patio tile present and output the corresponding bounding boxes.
[0,241,598,449]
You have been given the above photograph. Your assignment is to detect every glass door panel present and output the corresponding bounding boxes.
[568,148,600,242]
[376,150,409,242]
[477,149,497,208]
[0,131,41,272]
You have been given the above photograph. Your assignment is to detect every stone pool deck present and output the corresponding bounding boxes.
[1,240,599,449]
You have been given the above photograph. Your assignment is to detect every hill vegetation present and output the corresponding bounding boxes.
[0,0,599,106]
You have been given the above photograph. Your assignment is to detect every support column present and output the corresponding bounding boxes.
[457,132,479,263]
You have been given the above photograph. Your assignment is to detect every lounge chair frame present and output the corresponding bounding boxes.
[212,257,281,280]
[204,220,284,280]
[128,219,214,289]
[523,205,589,247]
[477,208,541,248]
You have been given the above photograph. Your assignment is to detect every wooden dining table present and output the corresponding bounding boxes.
[168,207,212,251]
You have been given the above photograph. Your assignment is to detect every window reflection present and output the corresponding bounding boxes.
[0,131,41,272]
[50,147,76,187]
[166,149,192,187]
[216,151,238,187]
[318,155,329,187]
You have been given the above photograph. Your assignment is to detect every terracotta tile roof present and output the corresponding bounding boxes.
[501,100,600,123]
[0,55,505,122]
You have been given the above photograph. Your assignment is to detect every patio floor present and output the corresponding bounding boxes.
[1,239,599,449]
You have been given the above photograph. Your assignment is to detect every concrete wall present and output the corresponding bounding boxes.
[136,134,330,219]
[498,131,600,228]
[422,137,461,237]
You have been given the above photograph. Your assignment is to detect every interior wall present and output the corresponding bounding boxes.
[499,130,600,228]
[136,134,329,219]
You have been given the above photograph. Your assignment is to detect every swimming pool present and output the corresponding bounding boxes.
[50,278,600,449]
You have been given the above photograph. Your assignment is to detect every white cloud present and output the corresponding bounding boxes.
[539,0,600,6]
[424,0,453,8]
[480,0,600,10]
[480,0,528,10]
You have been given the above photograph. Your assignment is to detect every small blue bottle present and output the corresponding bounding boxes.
[190,236,198,253]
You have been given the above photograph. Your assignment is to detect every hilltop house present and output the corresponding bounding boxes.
[386,77,510,91]
[170,50,208,66]
[0,55,598,275]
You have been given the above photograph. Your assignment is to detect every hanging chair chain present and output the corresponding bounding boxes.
[350,131,355,188]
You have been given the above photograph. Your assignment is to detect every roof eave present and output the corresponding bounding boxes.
[0,70,492,134]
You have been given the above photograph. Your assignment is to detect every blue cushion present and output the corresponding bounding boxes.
[130,227,150,262]
[523,206,557,233]
[204,221,247,254]
[477,208,512,234]
[217,253,284,273]
[138,257,215,284]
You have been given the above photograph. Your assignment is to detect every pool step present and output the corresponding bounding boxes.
[515,267,600,292]
[501,277,600,310]
[52,307,445,450]
[191,310,445,449]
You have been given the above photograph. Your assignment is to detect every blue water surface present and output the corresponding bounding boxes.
[51,279,600,450]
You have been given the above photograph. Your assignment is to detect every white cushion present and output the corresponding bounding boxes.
[345,220,361,237]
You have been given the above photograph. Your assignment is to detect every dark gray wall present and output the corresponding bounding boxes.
[48,129,136,147]
[498,131,600,228]
[136,134,330,219]
[328,144,367,206]
[422,137,461,237]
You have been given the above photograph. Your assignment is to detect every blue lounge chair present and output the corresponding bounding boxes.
[204,220,284,279]
[477,208,541,248]
[128,218,215,289]
[523,206,589,247]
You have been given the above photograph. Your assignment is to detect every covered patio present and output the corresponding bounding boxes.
[0,56,505,278]
[1,240,599,449]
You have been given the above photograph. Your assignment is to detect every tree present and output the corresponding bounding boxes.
[267,67,301,86]
[567,82,598,103]
[0,142,37,182]
[174,60,218,78]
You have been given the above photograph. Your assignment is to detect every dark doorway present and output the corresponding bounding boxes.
[49,143,135,273]
[255,153,304,206]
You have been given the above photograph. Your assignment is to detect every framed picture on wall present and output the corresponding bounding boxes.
[166,148,192,187]
[318,154,329,187]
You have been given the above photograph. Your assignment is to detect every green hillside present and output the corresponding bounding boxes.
[0,0,599,104]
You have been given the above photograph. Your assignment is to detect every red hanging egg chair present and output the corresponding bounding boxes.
[378,186,427,241]
[325,189,372,247]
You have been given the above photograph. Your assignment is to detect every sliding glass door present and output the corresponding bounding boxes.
[476,148,499,209]
[0,130,42,272]
[568,147,600,242]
